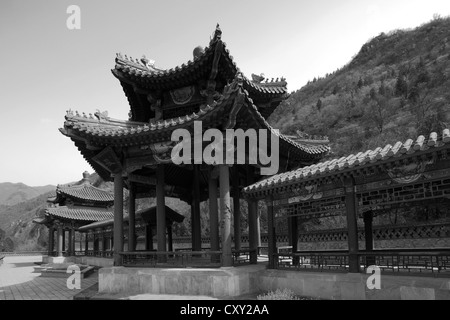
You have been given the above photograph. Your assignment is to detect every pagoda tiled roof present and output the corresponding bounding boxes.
[77,205,185,231]
[243,128,450,195]
[113,25,287,101]
[46,207,114,222]
[243,77,288,95]
[61,75,329,157]
[56,183,114,203]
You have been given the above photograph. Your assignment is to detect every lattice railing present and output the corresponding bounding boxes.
[358,177,450,208]
[272,249,450,276]
[274,195,346,220]
[274,251,349,272]
[120,251,223,268]
[359,249,450,276]
[298,223,450,243]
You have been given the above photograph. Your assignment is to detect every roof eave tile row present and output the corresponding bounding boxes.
[62,77,329,157]
[114,37,286,97]
[243,128,450,194]
[46,207,114,222]
[243,77,288,95]
[241,89,330,156]
[57,184,114,202]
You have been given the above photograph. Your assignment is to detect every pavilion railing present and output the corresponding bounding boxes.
[359,249,450,277]
[232,248,257,265]
[0,251,50,257]
[120,251,223,268]
[274,250,349,272]
[84,250,113,258]
[272,249,450,276]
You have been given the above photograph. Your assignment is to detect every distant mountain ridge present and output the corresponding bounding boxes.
[0,182,55,206]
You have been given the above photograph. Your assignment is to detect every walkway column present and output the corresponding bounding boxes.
[256,209,262,248]
[101,229,107,256]
[93,232,97,253]
[267,196,276,269]
[246,166,258,264]
[57,223,63,257]
[168,224,173,252]
[62,229,66,255]
[85,233,88,254]
[128,183,136,252]
[209,168,219,253]
[145,225,153,250]
[232,166,241,251]
[219,165,232,266]
[156,164,166,261]
[113,173,124,266]
[191,164,201,251]
[344,175,359,273]
[48,226,54,256]
[364,210,375,266]
[289,216,299,265]
[248,198,258,264]
[69,226,75,256]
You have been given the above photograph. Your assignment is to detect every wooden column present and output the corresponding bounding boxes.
[344,176,359,273]
[48,226,54,256]
[156,164,166,261]
[168,224,173,252]
[289,216,299,265]
[267,196,276,269]
[57,223,63,257]
[93,232,97,252]
[364,210,375,266]
[248,198,258,264]
[219,165,232,266]
[128,183,136,252]
[256,209,262,248]
[62,229,66,255]
[145,225,153,250]
[85,233,88,254]
[113,173,124,266]
[208,169,219,252]
[101,229,107,254]
[191,164,201,251]
[69,226,75,256]
[246,166,258,264]
[232,166,241,250]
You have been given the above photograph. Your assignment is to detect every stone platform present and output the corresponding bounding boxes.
[98,263,450,300]
[99,264,266,298]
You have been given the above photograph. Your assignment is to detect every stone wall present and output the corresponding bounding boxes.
[254,269,450,300]
[97,265,450,300]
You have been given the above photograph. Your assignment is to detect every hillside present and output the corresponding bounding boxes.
[0,182,55,206]
[268,16,450,159]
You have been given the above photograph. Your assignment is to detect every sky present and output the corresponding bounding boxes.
[1,0,449,186]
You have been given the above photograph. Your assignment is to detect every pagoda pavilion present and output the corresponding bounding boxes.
[34,171,114,257]
[59,25,329,267]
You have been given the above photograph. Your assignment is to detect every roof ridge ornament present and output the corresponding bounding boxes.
[210,23,222,45]
[95,109,109,122]
[251,73,265,83]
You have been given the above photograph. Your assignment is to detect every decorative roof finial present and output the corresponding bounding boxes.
[212,23,222,42]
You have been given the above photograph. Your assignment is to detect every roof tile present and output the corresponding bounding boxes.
[243,128,450,195]
[46,207,113,222]
[57,184,114,203]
